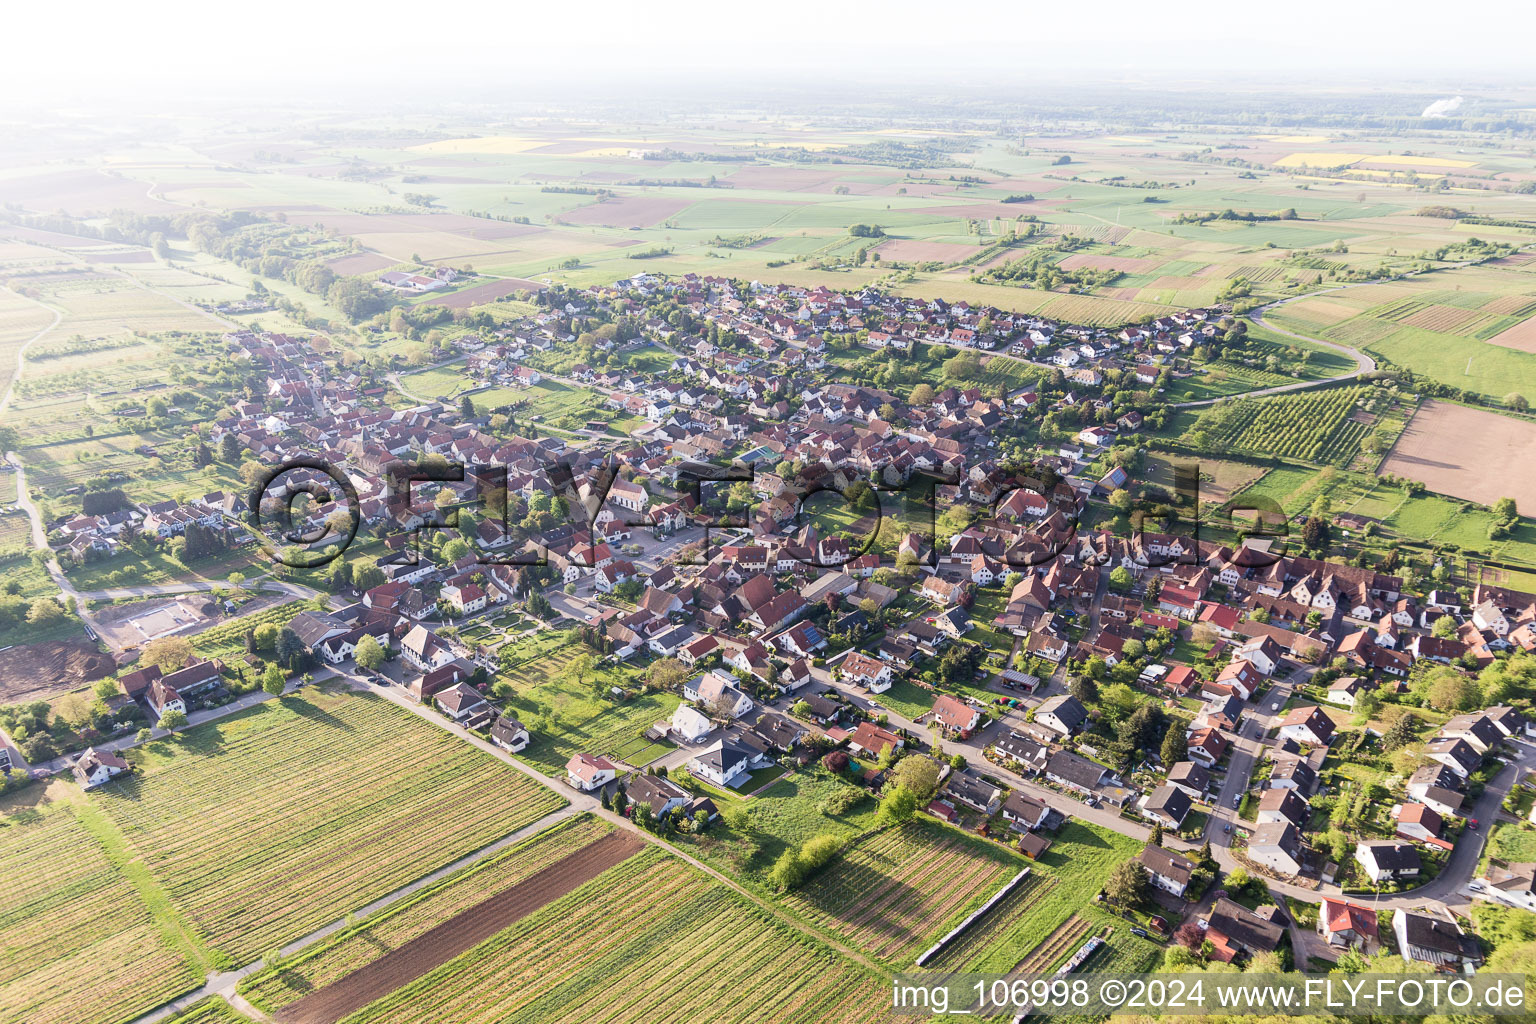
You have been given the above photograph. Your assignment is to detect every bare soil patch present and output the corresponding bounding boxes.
[433,278,546,309]
[276,830,645,1024]
[556,196,693,228]
[91,595,219,650]
[0,638,112,702]
[874,239,977,263]
[80,250,153,263]
[324,251,395,276]
[1379,399,1536,510]
[1487,315,1536,354]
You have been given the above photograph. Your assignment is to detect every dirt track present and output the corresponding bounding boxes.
[276,830,644,1024]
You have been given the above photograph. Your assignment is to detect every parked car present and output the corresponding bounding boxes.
[1232,794,1242,807]
[1131,927,1149,938]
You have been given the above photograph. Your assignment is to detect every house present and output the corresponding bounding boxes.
[1355,841,1421,883]
[1395,802,1448,846]
[1425,736,1481,779]
[1204,898,1285,963]
[839,651,894,693]
[1166,761,1211,801]
[1269,758,1317,794]
[994,731,1049,773]
[1394,910,1481,969]
[1136,845,1195,897]
[1045,750,1109,795]
[1407,763,1465,817]
[628,773,691,818]
[1232,635,1283,675]
[491,715,530,753]
[1318,899,1379,953]
[73,747,130,789]
[847,721,903,759]
[1210,659,1262,701]
[1248,821,1305,876]
[946,773,1003,815]
[671,704,714,743]
[1035,694,1087,738]
[566,753,617,792]
[1440,712,1502,755]
[690,738,761,789]
[147,679,187,719]
[1001,791,1049,830]
[931,694,982,735]
[435,682,493,727]
[1475,860,1536,912]
[1277,706,1335,747]
[1326,675,1371,707]
[684,670,755,719]
[1186,727,1228,768]
[402,624,457,671]
[1257,788,1311,830]
[751,713,806,752]
[1144,784,1192,828]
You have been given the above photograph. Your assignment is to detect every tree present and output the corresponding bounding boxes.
[1173,920,1206,951]
[564,652,597,695]
[275,628,305,670]
[262,663,287,696]
[1149,823,1164,847]
[354,634,386,672]
[1068,674,1098,705]
[646,657,689,693]
[136,727,152,743]
[459,395,476,420]
[1108,488,1133,514]
[1161,728,1188,767]
[1494,496,1519,522]
[142,636,194,674]
[909,383,934,406]
[1104,859,1150,908]
[879,783,921,824]
[220,433,242,463]
[1433,614,1458,638]
[889,754,941,800]
[1108,566,1133,593]
[27,598,63,625]
[157,708,188,732]
[1505,393,1529,412]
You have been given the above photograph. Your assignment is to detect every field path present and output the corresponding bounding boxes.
[1170,290,1378,408]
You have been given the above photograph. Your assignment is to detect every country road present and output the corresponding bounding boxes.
[1170,293,1378,409]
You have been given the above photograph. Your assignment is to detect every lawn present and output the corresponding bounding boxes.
[339,847,903,1024]
[92,685,565,962]
[1486,823,1536,864]
[675,767,880,883]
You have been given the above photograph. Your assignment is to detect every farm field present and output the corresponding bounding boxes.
[1379,400,1536,513]
[780,819,1023,964]
[959,821,1152,974]
[0,798,203,1024]
[334,847,903,1024]
[93,685,566,962]
[241,815,615,1012]
[1192,385,1369,465]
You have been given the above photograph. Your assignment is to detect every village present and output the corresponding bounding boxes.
[13,268,1536,987]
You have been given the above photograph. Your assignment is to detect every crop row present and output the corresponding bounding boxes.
[1015,914,1095,973]
[343,850,900,1024]
[0,807,199,1024]
[1198,387,1364,461]
[98,690,564,961]
[783,822,1018,962]
[242,815,612,1010]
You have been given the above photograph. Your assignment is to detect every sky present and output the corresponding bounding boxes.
[6,0,1535,105]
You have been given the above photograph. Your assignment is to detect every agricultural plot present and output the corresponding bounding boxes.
[337,848,902,1024]
[0,802,201,1024]
[95,687,566,962]
[242,816,616,1012]
[781,821,1022,964]
[1193,386,1366,464]
[163,998,253,1024]
[1380,400,1536,513]
[960,821,1146,974]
